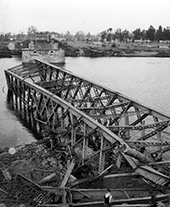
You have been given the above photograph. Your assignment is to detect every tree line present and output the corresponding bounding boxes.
[1,25,170,42]
[100,25,170,42]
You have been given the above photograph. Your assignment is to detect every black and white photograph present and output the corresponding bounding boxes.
[1,0,170,206]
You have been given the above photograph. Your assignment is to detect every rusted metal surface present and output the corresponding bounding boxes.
[4,58,170,206]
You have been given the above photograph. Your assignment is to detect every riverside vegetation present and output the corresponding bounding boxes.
[0,39,170,58]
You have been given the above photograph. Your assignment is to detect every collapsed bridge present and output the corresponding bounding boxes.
[4,58,170,189]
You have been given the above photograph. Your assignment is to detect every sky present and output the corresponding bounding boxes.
[1,0,170,35]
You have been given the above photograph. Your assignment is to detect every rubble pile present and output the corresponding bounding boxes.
[0,140,71,207]
[0,137,150,207]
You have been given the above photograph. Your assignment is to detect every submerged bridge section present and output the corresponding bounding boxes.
[4,59,170,188]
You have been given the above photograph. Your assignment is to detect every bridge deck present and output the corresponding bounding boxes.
[4,59,170,188]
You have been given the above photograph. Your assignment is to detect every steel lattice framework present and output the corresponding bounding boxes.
[4,59,170,187]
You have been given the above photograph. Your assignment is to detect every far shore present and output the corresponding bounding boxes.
[59,40,170,58]
[0,40,170,58]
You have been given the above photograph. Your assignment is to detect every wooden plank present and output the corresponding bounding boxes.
[38,173,57,184]
[104,172,139,179]
[135,166,170,186]
[60,160,75,187]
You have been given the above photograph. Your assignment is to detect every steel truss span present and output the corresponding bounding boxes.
[4,58,170,187]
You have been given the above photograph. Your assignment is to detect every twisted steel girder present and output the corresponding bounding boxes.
[4,59,170,187]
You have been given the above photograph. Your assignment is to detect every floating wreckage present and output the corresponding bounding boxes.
[3,58,170,206]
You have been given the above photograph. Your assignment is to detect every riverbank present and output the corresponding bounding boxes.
[1,40,170,58]
[58,40,170,57]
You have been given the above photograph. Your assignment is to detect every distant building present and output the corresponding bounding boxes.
[50,32,61,40]
[28,33,50,41]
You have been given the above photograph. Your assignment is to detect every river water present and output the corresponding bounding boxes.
[0,56,170,148]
